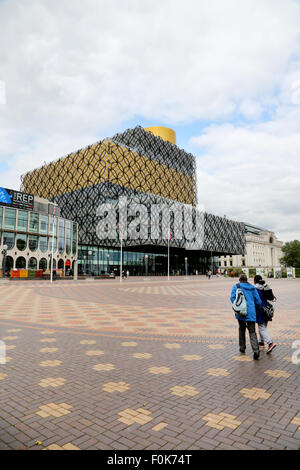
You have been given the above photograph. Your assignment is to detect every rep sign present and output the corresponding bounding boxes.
[0,187,34,210]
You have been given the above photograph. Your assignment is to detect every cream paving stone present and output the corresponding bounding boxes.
[40,338,56,343]
[208,344,225,349]
[40,347,59,353]
[0,373,8,380]
[46,443,80,450]
[202,412,241,430]
[240,387,271,400]
[206,368,230,377]
[6,329,21,333]
[36,403,72,418]
[182,354,202,361]
[39,377,66,388]
[148,366,172,375]
[264,369,291,378]
[133,353,152,359]
[118,408,153,426]
[170,385,199,397]
[164,343,181,349]
[233,355,252,362]
[152,423,168,432]
[2,336,19,341]
[40,330,55,335]
[102,381,130,393]
[291,417,300,429]
[85,350,104,356]
[80,340,96,345]
[40,360,62,368]
[5,345,15,350]
[121,342,138,347]
[93,363,115,371]
[284,356,293,363]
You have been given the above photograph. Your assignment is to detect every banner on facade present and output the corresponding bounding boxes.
[256,268,265,277]
[273,267,282,279]
[287,267,295,279]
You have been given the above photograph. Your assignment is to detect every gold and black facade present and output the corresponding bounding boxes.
[21,126,245,274]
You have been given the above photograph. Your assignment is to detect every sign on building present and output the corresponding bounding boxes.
[287,267,295,279]
[0,187,34,210]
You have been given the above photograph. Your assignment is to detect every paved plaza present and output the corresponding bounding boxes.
[0,276,299,450]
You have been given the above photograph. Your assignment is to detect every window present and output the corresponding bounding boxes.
[39,258,47,271]
[40,215,48,234]
[72,224,77,255]
[16,233,27,251]
[28,257,37,269]
[3,232,15,250]
[58,259,64,270]
[66,220,71,255]
[49,236,57,252]
[29,235,38,252]
[4,208,16,230]
[224,261,227,267]
[230,261,233,266]
[58,219,65,253]
[0,207,3,227]
[16,257,26,269]
[17,210,28,232]
[29,212,39,233]
[40,236,48,253]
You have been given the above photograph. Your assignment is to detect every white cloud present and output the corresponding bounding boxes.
[191,114,300,241]
[0,0,300,242]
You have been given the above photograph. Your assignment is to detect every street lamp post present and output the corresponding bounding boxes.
[185,257,188,278]
[88,250,92,277]
[83,255,87,275]
[107,254,110,274]
[145,255,148,277]
[2,244,8,278]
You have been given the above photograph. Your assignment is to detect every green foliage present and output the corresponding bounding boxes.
[280,240,300,268]
[296,268,300,278]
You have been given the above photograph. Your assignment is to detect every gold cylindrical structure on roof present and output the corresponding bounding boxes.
[145,126,176,145]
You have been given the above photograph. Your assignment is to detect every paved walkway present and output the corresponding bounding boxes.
[0,277,299,450]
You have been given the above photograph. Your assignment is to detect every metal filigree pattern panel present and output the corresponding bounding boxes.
[21,126,245,255]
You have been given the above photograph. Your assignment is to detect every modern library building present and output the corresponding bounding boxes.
[20,126,245,276]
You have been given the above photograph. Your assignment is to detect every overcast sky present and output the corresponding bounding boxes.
[1,0,300,242]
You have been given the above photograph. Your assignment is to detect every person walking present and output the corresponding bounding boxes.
[208,269,212,280]
[230,273,262,360]
[254,275,277,354]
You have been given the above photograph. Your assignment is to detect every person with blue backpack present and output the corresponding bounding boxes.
[230,273,262,360]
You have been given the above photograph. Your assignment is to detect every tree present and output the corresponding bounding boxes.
[280,240,300,268]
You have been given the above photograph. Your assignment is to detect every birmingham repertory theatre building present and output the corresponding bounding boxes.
[21,126,245,276]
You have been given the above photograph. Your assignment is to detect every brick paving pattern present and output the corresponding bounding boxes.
[0,276,299,450]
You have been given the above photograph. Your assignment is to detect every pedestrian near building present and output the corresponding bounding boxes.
[254,275,277,354]
[230,273,262,360]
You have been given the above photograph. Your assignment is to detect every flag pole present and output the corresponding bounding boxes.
[50,206,55,284]
[168,232,170,281]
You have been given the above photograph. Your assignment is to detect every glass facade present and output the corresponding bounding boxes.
[16,233,27,251]
[17,210,28,232]
[29,212,39,233]
[4,208,16,230]
[0,205,78,273]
